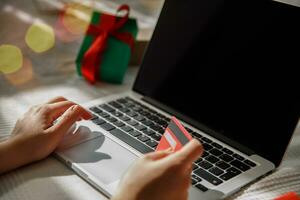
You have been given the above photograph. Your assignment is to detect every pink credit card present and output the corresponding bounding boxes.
[156,116,193,152]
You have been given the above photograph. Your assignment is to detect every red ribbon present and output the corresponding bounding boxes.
[81,5,135,84]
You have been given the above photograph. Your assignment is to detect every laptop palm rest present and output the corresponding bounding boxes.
[57,127,138,185]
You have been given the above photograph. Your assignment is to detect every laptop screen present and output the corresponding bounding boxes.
[133,0,299,166]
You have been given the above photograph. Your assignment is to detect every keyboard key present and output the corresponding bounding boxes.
[138,135,150,142]
[202,151,209,158]
[232,154,245,161]
[194,168,223,186]
[209,148,223,157]
[91,114,99,120]
[202,137,212,143]
[149,124,161,132]
[193,164,199,170]
[124,102,135,108]
[203,143,213,151]
[139,110,150,117]
[121,126,133,132]
[99,112,110,118]
[135,124,147,131]
[220,172,238,181]
[216,161,230,170]
[132,106,142,112]
[206,155,220,164]
[223,148,233,155]
[129,130,142,137]
[150,133,161,141]
[185,127,192,132]
[244,160,256,167]
[195,184,208,192]
[211,142,223,149]
[192,132,203,139]
[143,129,155,136]
[112,112,123,117]
[108,101,123,109]
[119,116,130,121]
[157,127,165,134]
[219,154,234,162]
[191,178,197,185]
[89,106,102,113]
[100,104,115,113]
[198,161,213,169]
[113,121,125,127]
[146,140,158,148]
[230,160,250,171]
[220,167,241,181]
[92,118,106,125]
[119,107,130,113]
[100,123,115,131]
[156,119,167,126]
[107,117,117,123]
[134,115,145,122]
[127,120,139,126]
[227,167,241,175]
[127,111,138,117]
[109,129,153,154]
[141,120,154,126]
[195,158,203,163]
[192,174,202,182]
[209,167,224,176]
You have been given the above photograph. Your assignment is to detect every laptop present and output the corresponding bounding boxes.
[55,0,300,199]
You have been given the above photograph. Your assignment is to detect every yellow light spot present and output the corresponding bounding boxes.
[0,45,23,74]
[5,57,33,86]
[62,3,92,35]
[25,22,55,53]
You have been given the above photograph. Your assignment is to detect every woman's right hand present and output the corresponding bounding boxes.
[113,139,203,200]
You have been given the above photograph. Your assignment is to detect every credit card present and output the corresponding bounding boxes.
[156,116,192,152]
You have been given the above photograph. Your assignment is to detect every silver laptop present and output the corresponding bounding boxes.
[55,0,300,199]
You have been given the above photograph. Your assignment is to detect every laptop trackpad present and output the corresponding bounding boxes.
[59,134,138,184]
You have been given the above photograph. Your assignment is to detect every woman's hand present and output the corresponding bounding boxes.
[113,139,203,200]
[0,96,92,174]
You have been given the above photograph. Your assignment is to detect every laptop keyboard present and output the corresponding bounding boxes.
[88,97,257,192]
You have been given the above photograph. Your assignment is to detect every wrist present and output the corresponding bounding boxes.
[0,136,29,174]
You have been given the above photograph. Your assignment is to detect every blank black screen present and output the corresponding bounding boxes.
[134,0,300,166]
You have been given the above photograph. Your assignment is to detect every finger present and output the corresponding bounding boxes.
[144,148,173,160]
[48,101,92,121]
[46,96,68,104]
[47,105,89,138]
[47,101,76,121]
[164,139,203,166]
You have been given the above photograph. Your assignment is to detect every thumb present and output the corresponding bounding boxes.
[144,148,173,161]
[164,139,203,166]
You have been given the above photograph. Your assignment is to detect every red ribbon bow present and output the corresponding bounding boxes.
[81,5,135,84]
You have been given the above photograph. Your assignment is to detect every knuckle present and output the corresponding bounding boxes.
[40,104,51,114]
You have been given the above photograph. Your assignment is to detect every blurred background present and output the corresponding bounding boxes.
[0,0,164,139]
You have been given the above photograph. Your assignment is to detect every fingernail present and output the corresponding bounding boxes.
[166,147,174,153]
[71,105,78,111]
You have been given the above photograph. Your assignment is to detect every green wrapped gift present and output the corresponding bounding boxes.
[76,5,138,84]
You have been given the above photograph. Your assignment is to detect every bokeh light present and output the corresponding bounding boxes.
[61,2,93,35]
[55,14,80,43]
[4,57,33,86]
[25,22,55,53]
[0,44,23,74]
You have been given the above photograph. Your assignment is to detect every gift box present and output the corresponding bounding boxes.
[76,5,138,84]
